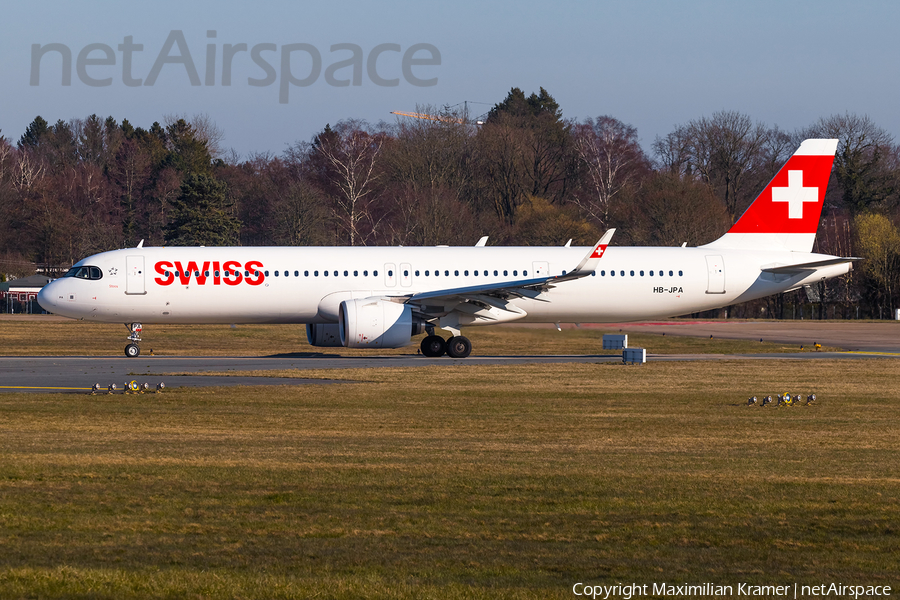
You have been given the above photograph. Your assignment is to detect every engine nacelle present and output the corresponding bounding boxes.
[339,298,418,348]
[306,323,343,347]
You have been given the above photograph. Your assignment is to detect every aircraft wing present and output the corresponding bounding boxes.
[396,230,615,309]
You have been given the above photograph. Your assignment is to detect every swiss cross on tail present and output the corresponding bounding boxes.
[728,139,838,235]
[772,171,819,219]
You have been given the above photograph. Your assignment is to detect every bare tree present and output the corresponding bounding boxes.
[300,120,386,246]
[571,116,650,228]
[654,111,772,221]
[800,113,897,213]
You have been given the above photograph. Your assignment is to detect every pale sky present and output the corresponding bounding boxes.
[3,0,899,158]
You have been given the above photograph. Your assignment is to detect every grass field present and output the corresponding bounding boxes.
[0,316,833,356]
[1,356,898,598]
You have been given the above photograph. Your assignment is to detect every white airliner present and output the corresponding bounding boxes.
[38,139,854,358]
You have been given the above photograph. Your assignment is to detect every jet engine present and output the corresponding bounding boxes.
[306,323,343,347]
[339,298,422,348]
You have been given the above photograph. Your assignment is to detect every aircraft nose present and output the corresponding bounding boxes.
[37,282,57,313]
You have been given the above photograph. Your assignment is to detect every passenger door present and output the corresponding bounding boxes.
[705,255,725,294]
[125,255,146,295]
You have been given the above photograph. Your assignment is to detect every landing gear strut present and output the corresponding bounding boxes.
[419,331,472,358]
[125,322,142,357]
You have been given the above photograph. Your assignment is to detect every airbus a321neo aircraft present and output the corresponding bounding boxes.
[39,139,854,359]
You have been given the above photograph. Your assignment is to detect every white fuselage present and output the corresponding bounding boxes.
[38,245,849,325]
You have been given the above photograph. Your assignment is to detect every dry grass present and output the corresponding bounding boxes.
[1,359,898,597]
[0,316,830,356]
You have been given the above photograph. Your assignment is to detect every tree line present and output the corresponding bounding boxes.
[1,87,899,318]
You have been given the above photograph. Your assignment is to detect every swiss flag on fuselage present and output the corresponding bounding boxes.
[727,140,837,235]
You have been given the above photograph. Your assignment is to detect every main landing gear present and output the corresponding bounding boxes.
[420,331,472,358]
[125,322,142,357]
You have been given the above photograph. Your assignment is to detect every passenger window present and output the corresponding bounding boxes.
[464,270,469,276]
[523,270,527,276]
[354,270,359,276]
[314,271,319,276]
[601,270,605,276]
[374,270,378,276]
[363,270,368,276]
[415,270,419,276]
[513,270,518,276]
[294,271,299,277]
[639,271,644,276]
[503,270,508,276]
[610,270,615,277]
[305,271,309,277]
[344,270,348,277]
[669,270,673,276]
[404,270,408,277]
[425,270,430,276]
[620,271,625,276]
[679,270,683,276]
[649,271,654,276]
[494,270,498,276]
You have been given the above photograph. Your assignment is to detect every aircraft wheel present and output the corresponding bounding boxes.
[125,343,141,358]
[446,336,472,359]
[420,335,447,357]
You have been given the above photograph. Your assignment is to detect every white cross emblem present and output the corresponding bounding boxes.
[772,170,818,219]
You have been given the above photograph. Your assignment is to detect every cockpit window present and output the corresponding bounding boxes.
[63,266,103,280]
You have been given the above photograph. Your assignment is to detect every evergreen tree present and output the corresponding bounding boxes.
[165,119,212,175]
[18,116,50,149]
[165,173,240,246]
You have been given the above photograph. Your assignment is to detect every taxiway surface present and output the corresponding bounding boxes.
[3,320,898,392]
[1,349,896,393]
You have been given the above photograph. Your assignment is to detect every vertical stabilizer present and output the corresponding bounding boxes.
[702,139,838,252]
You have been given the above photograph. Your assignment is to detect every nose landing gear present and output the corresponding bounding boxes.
[125,323,142,357]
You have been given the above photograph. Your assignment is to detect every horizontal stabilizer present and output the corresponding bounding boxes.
[761,257,860,274]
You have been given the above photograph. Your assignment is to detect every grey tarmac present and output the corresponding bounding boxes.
[0,347,896,393]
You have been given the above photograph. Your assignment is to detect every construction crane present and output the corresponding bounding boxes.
[390,111,467,125]
[392,101,490,125]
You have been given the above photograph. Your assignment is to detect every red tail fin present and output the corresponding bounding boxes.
[703,139,838,252]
